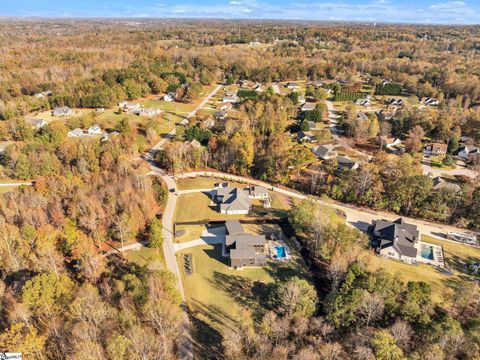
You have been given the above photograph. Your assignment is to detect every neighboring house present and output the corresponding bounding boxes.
[356,111,369,121]
[68,128,84,138]
[458,146,480,161]
[432,177,461,192]
[26,118,48,130]
[380,136,402,149]
[163,93,175,102]
[249,185,269,199]
[254,83,264,93]
[53,106,72,117]
[301,102,316,112]
[187,139,202,149]
[88,124,102,135]
[297,130,315,143]
[225,220,267,268]
[223,94,239,103]
[136,108,162,117]
[34,90,52,98]
[355,98,370,107]
[200,117,215,129]
[214,111,228,121]
[371,218,419,264]
[214,187,251,215]
[424,143,447,157]
[179,119,189,126]
[285,82,300,89]
[219,102,233,111]
[336,156,359,171]
[384,98,405,107]
[311,144,337,160]
[119,101,141,112]
[422,97,440,106]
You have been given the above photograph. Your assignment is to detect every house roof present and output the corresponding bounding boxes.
[432,177,461,192]
[374,218,419,258]
[357,112,369,121]
[312,144,335,159]
[301,103,316,111]
[336,155,358,169]
[250,185,268,195]
[297,130,312,141]
[225,220,245,236]
[216,188,251,212]
[428,143,447,152]
[53,106,71,114]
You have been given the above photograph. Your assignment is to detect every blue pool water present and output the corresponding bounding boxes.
[276,246,286,258]
[421,246,434,260]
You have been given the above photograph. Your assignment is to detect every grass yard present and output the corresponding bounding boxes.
[175,192,256,222]
[125,246,165,269]
[178,231,311,357]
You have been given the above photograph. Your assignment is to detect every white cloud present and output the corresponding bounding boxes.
[230,1,242,4]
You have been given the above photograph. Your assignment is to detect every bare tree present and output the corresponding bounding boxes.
[357,291,384,327]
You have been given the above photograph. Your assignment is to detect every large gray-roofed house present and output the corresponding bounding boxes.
[225,220,266,268]
[249,185,269,199]
[214,187,251,214]
[372,218,419,263]
[432,177,461,193]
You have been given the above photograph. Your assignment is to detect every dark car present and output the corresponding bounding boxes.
[169,188,175,193]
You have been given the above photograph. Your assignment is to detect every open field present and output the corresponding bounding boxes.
[366,235,480,304]
[178,223,311,356]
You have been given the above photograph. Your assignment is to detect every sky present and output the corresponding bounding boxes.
[1,0,479,24]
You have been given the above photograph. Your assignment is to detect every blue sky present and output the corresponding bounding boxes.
[1,0,479,24]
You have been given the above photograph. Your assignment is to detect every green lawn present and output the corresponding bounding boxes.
[175,192,254,222]
[178,234,311,357]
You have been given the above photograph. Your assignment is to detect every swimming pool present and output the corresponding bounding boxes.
[275,246,286,258]
[421,246,434,260]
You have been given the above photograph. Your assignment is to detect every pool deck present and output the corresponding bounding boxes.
[268,239,292,261]
[417,241,445,267]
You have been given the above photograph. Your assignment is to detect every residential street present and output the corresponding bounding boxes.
[174,170,474,243]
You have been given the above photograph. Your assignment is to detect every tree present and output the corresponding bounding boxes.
[357,291,384,327]
[405,125,425,154]
[276,277,317,317]
[0,323,46,358]
[22,273,75,319]
[371,330,404,360]
[288,91,299,105]
[300,120,310,131]
[148,218,163,248]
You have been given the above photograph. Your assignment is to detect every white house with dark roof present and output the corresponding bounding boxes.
[311,144,337,160]
[249,185,269,199]
[458,146,480,161]
[372,218,419,264]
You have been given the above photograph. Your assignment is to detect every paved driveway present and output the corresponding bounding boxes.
[174,226,226,252]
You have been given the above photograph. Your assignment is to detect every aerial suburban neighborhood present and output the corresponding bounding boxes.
[0,13,479,360]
